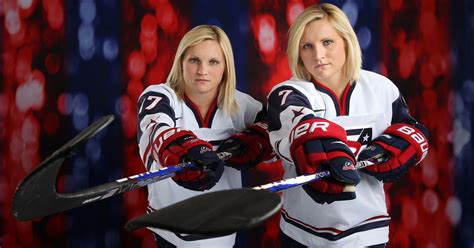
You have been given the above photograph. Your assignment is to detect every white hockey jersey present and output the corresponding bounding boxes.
[137,83,264,247]
[267,70,418,247]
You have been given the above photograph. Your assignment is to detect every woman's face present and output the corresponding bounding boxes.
[182,39,225,98]
[299,18,346,85]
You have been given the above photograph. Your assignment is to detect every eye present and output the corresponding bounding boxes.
[322,39,334,46]
[209,59,220,65]
[302,43,313,49]
[188,57,199,64]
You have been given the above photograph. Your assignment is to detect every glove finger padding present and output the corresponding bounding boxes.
[154,128,224,191]
[359,123,429,182]
[217,122,275,170]
[290,118,361,204]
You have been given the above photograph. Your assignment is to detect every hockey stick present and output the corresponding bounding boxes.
[12,115,235,221]
[125,153,389,235]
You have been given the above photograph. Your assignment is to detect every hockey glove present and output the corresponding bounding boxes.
[290,118,361,204]
[154,128,224,191]
[359,123,429,182]
[217,122,275,170]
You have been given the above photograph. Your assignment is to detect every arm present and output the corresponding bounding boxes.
[137,87,224,191]
[358,94,430,182]
[267,85,360,204]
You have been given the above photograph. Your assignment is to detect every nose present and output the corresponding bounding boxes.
[197,63,208,75]
[313,45,324,61]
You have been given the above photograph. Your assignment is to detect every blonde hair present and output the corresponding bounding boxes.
[167,25,238,115]
[287,3,362,83]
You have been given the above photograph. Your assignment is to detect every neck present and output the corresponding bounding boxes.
[185,91,218,118]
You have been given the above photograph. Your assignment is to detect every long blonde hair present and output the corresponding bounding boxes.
[287,3,362,83]
[167,25,238,115]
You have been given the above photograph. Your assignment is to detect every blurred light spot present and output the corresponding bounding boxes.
[21,116,39,145]
[57,93,73,115]
[16,47,33,82]
[80,0,96,24]
[357,27,372,50]
[15,71,46,112]
[419,10,436,37]
[422,189,439,214]
[103,38,119,61]
[18,0,34,10]
[401,199,418,229]
[128,51,146,80]
[446,196,462,225]
[462,79,474,103]
[73,112,89,131]
[141,14,157,38]
[155,3,177,33]
[253,14,277,64]
[398,42,416,79]
[453,119,470,156]
[80,43,96,60]
[388,0,403,11]
[47,2,64,30]
[86,139,101,162]
[342,2,358,26]
[140,33,157,63]
[115,95,131,116]
[69,156,89,190]
[78,24,94,47]
[5,10,21,35]
[421,154,438,188]
[73,93,90,116]
[286,1,304,26]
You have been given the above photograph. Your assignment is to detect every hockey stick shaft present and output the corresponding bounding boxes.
[81,151,233,204]
[253,153,388,192]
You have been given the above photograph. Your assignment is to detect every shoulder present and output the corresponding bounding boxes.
[357,70,399,98]
[234,90,263,110]
[268,78,316,96]
[139,83,177,101]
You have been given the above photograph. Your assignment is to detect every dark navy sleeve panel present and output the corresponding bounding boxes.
[254,107,267,123]
[391,94,417,125]
[267,85,313,132]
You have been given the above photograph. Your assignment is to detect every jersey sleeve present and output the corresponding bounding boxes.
[267,84,322,163]
[137,85,177,171]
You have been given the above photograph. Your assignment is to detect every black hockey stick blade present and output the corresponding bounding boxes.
[12,115,115,221]
[125,188,282,235]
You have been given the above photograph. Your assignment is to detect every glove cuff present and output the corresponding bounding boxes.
[384,124,429,163]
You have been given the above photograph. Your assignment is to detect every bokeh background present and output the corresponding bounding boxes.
[1,0,473,247]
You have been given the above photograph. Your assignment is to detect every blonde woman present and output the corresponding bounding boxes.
[267,4,429,247]
[137,25,274,247]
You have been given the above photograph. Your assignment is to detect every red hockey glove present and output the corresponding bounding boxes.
[153,128,224,191]
[359,123,429,182]
[290,118,361,204]
[217,122,275,170]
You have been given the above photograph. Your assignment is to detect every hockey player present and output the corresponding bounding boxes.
[267,4,430,247]
[137,25,274,247]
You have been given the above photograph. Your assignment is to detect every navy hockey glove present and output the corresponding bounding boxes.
[290,118,361,204]
[217,122,275,170]
[154,128,224,191]
[359,123,429,182]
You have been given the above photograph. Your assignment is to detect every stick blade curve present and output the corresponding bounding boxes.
[12,115,115,221]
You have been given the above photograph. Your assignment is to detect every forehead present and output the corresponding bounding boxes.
[301,18,340,40]
[185,39,224,58]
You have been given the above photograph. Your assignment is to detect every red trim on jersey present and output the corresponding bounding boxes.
[311,79,352,115]
[281,208,390,235]
[184,95,218,128]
